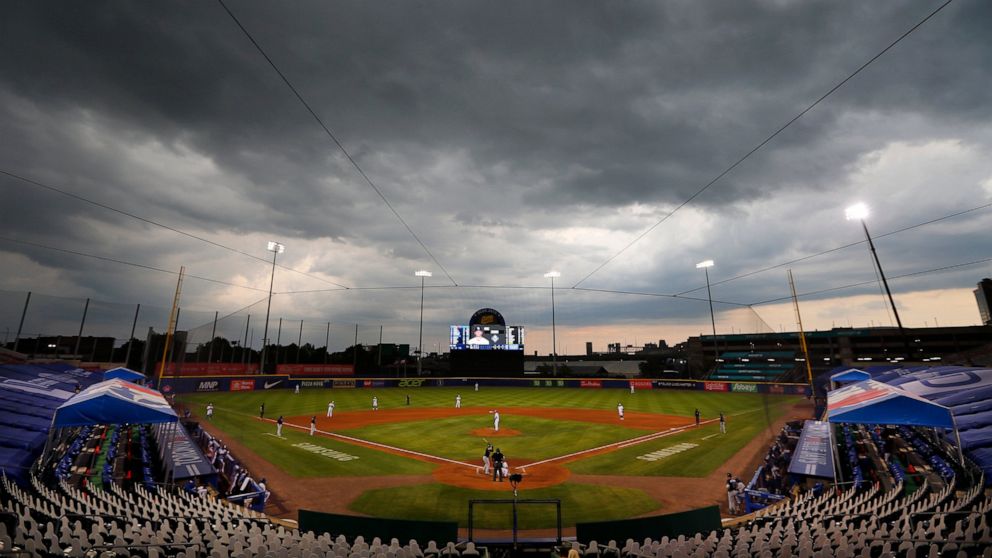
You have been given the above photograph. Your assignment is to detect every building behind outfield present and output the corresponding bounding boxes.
[686,324,992,379]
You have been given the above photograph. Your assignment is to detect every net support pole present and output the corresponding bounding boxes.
[74,298,90,357]
[124,304,141,367]
[324,322,330,364]
[207,311,218,363]
[13,291,31,353]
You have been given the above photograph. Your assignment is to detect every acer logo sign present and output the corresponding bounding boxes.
[397,379,426,388]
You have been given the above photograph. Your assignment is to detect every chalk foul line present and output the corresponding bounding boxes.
[261,417,477,469]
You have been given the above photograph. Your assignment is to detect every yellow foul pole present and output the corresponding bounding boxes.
[156,266,185,390]
[788,269,815,391]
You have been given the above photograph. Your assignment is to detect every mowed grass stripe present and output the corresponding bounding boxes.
[338,414,644,462]
[183,388,800,480]
[198,408,434,477]
[566,401,792,477]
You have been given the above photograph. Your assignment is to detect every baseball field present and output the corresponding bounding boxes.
[182,386,806,530]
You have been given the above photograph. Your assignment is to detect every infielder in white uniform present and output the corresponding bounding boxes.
[327,401,335,417]
[309,416,316,436]
[617,402,624,421]
[372,396,379,411]
[493,410,500,432]
[455,394,462,408]
[276,415,284,437]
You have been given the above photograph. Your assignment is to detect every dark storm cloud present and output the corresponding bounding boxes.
[1,0,990,347]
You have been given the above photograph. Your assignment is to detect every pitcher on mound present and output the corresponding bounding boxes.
[490,409,500,432]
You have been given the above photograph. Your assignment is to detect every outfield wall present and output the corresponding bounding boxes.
[162,375,810,396]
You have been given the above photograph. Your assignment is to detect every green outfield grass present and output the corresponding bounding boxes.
[566,401,791,477]
[184,386,776,420]
[348,482,659,529]
[340,414,642,462]
[196,406,434,477]
[182,386,801,525]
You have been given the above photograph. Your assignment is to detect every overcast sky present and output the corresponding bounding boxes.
[1,0,990,354]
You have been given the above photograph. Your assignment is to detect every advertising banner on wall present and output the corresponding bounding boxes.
[580,379,602,388]
[655,380,698,390]
[230,379,255,391]
[731,383,758,393]
[276,363,354,376]
[629,379,654,390]
[704,382,729,392]
[162,363,259,376]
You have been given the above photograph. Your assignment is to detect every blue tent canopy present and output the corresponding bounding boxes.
[53,379,177,427]
[828,380,954,429]
[830,369,871,385]
[103,367,146,383]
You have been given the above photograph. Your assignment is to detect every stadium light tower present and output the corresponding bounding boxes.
[544,271,561,375]
[696,260,717,338]
[262,241,285,372]
[845,203,910,358]
[415,270,432,375]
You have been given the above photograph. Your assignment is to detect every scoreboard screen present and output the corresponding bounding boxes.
[450,325,525,351]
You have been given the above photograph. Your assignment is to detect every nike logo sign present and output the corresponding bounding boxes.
[263,380,282,389]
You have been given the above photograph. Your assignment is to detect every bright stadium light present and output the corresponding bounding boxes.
[845,202,910,359]
[696,259,717,372]
[415,270,432,375]
[261,241,285,372]
[845,203,870,221]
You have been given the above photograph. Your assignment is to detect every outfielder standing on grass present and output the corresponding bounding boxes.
[259,402,265,419]
[455,394,461,408]
[719,412,726,433]
[372,396,379,411]
[206,403,214,420]
[276,415,284,437]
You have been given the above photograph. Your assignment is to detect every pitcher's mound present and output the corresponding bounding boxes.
[470,427,520,437]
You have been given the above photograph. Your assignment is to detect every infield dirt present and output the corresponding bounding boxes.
[194,398,813,535]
